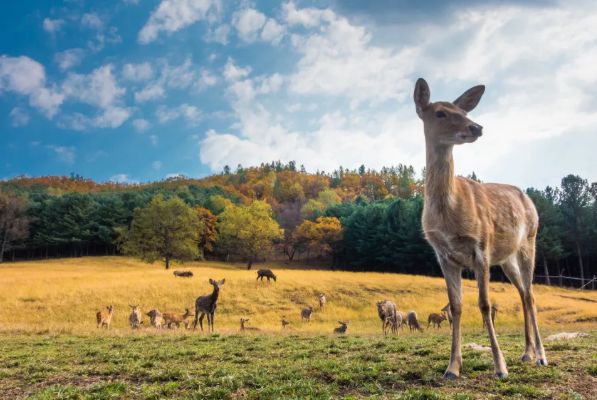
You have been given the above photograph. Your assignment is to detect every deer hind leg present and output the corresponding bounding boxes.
[475,266,508,378]
[440,259,463,380]
[518,246,547,366]
[502,255,536,362]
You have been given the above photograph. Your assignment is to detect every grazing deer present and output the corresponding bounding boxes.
[483,303,499,329]
[240,318,260,332]
[256,269,277,282]
[193,278,225,333]
[428,313,447,329]
[396,311,407,330]
[163,310,188,329]
[407,311,423,332]
[146,309,163,328]
[318,294,327,311]
[441,303,453,328]
[377,300,398,336]
[301,306,313,322]
[281,317,290,329]
[173,270,193,278]
[129,305,143,329]
[414,78,546,379]
[334,321,348,334]
[96,305,113,329]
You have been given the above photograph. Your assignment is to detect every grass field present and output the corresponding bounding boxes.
[0,257,596,399]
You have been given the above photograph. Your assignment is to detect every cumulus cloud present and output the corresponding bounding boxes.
[43,18,64,35]
[199,1,597,188]
[55,48,86,71]
[134,58,201,103]
[138,0,220,44]
[132,118,151,132]
[122,62,154,82]
[0,55,64,118]
[81,13,104,30]
[205,24,230,44]
[156,103,201,125]
[233,8,285,45]
[10,107,29,127]
[47,145,75,164]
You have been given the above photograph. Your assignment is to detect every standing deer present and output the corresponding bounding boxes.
[377,300,398,336]
[318,294,327,311]
[301,306,313,322]
[441,303,453,328]
[96,305,113,329]
[193,278,225,333]
[256,269,277,282]
[428,313,447,329]
[414,78,546,380]
[128,305,143,329]
[281,316,290,329]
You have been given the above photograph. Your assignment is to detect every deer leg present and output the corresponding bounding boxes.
[518,249,547,366]
[475,267,508,379]
[199,313,205,332]
[502,257,535,362]
[440,260,463,380]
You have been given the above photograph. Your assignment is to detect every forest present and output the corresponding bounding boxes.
[1,161,596,288]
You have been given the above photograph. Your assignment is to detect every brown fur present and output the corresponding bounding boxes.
[240,318,260,331]
[333,321,348,334]
[428,313,447,329]
[407,311,423,332]
[96,305,113,329]
[414,78,547,380]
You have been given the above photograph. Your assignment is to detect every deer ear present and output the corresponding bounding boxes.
[220,279,226,285]
[209,278,214,284]
[453,85,485,112]
[414,78,430,117]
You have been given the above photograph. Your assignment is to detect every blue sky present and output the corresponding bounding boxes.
[1,0,596,188]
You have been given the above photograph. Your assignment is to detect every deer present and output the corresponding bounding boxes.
[377,300,398,336]
[441,303,453,328]
[407,311,423,332]
[193,278,225,333]
[301,306,313,322]
[318,294,327,311]
[128,305,143,329]
[281,316,290,329]
[146,309,164,328]
[256,269,277,282]
[333,321,348,334]
[173,270,193,278]
[413,78,547,380]
[483,303,499,329]
[240,318,260,332]
[96,305,113,329]
[428,313,447,329]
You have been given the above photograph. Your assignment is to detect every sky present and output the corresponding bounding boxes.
[1,0,596,189]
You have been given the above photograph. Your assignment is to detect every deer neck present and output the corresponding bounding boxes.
[424,138,455,208]
[210,286,220,305]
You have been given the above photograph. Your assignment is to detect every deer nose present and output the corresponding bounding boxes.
[469,124,483,137]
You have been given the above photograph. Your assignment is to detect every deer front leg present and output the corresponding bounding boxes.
[475,267,508,379]
[440,260,463,380]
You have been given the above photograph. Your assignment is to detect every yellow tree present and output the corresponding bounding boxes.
[217,200,283,269]
[292,217,342,259]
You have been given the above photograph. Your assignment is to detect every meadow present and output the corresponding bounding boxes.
[0,257,596,399]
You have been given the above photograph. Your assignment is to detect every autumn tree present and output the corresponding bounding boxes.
[122,195,202,269]
[292,217,342,259]
[217,200,283,269]
[195,207,217,258]
[0,191,30,262]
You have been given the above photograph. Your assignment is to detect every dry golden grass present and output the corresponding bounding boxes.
[0,256,596,335]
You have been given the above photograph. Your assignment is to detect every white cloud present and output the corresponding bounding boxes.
[197,69,217,90]
[109,173,130,183]
[122,62,154,82]
[132,118,151,132]
[223,58,251,82]
[282,2,334,28]
[47,145,75,164]
[134,83,164,102]
[10,107,29,127]
[205,24,229,44]
[156,103,201,125]
[233,8,285,45]
[149,134,158,146]
[62,64,125,109]
[94,107,131,128]
[152,160,162,170]
[55,48,86,71]
[43,18,64,34]
[0,55,64,118]
[81,13,104,30]
[138,0,220,44]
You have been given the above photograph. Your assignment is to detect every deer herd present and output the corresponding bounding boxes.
[96,78,546,380]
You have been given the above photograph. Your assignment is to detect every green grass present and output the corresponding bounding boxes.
[1,331,595,399]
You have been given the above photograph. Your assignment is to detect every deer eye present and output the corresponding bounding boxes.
[435,111,447,118]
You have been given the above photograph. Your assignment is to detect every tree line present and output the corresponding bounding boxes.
[1,164,596,287]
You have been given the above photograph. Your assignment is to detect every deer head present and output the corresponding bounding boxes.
[209,278,226,288]
[414,78,485,146]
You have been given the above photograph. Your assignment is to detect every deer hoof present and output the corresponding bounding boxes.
[443,371,459,380]
[496,371,508,379]
[536,358,548,366]
[521,354,532,362]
